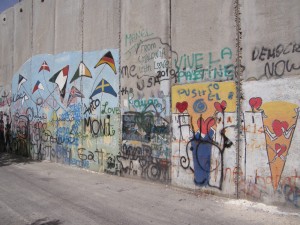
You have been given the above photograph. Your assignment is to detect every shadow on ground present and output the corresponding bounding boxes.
[28,218,63,225]
[0,152,36,167]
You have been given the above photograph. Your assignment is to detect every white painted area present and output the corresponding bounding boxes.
[243,111,270,185]
[226,199,300,217]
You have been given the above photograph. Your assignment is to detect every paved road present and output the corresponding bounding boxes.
[0,153,299,225]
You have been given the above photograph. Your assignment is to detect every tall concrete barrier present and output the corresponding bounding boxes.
[0,0,299,208]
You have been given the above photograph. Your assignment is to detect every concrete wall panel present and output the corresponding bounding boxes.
[120,0,172,182]
[0,0,300,209]
[0,8,14,86]
[13,0,32,73]
[83,0,119,51]
[171,0,236,83]
[32,0,55,55]
[0,7,14,113]
[241,0,300,81]
[54,0,82,53]
[241,77,300,204]
[120,0,171,97]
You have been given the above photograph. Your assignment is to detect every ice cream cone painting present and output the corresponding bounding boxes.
[262,101,298,191]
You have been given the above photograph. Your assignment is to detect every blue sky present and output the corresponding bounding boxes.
[0,0,20,13]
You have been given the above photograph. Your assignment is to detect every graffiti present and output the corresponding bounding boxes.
[121,37,178,94]
[179,108,233,189]
[252,43,300,61]
[77,147,96,162]
[12,92,27,103]
[244,96,299,191]
[124,29,154,58]
[101,102,120,115]
[264,60,300,78]
[1,49,119,173]
[0,90,12,107]
[122,113,153,142]
[250,42,300,80]
[175,47,234,83]
[125,29,154,45]
[122,103,169,143]
[83,99,101,115]
[117,143,170,182]
[1,22,299,209]
[121,65,177,85]
[121,65,137,78]
[240,168,300,207]
[172,81,236,190]
[128,97,160,110]
[283,184,300,208]
[84,116,115,137]
[121,34,172,182]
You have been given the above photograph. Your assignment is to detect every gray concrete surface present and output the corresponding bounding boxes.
[0,7,14,85]
[83,0,119,51]
[0,152,299,225]
[32,0,55,55]
[171,0,236,82]
[13,0,32,74]
[1,0,300,212]
[120,0,171,98]
[241,0,300,80]
[54,0,82,54]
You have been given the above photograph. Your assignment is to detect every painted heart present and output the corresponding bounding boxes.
[197,117,215,135]
[275,143,287,157]
[176,101,188,113]
[249,97,262,110]
[214,100,227,112]
[272,120,289,137]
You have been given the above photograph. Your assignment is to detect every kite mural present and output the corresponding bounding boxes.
[94,51,117,74]
[32,81,44,94]
[49,65,69,102]
[18,74,27,91]
[69,61,92,83]
[90,79,117,99]
[10,49,120,174]
[39,61,50,73]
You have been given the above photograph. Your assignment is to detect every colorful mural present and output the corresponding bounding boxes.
[0,30,299,209]
[9,50,120,173]
[171,81,236,192]
[242,79,300,207]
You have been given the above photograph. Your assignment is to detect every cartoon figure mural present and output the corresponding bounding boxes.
[172,81,236,192]
[262,101,298,190]
[242,75,300,208]
[243,96,299,190]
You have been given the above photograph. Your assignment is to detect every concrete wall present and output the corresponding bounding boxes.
[120,0,171,182]
[0,7,14,108]
[239,0,300,206]
[0,0,299,208]
[32,0,55,55]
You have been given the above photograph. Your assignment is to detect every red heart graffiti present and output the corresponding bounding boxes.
[272,120,289,137]
[197,117,215,135]
[214,100,227,112]
[275,143,287,157]
[249,97,262,110]
[176,101,188,113]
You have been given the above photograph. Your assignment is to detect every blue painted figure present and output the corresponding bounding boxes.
[191,129,215,186]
